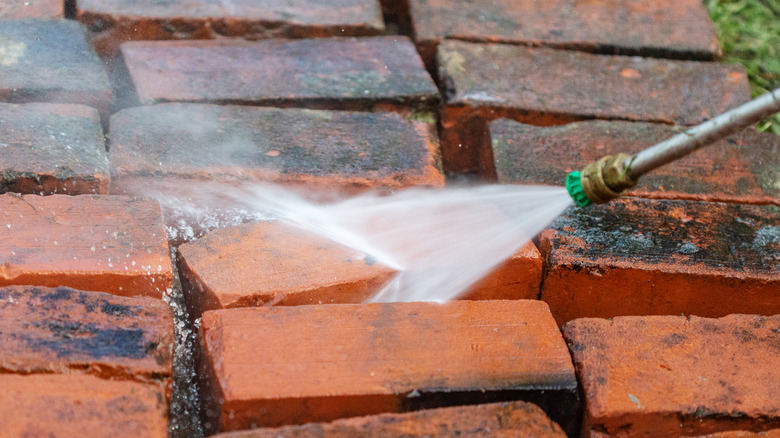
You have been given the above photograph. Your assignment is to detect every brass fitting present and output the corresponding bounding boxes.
[579,153,638,204]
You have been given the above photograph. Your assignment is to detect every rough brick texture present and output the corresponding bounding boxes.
[109,104,443,195]
[0,285,172,383]
[0,373,168,438]
[410,0,721,70]
[210,401,567,437]
[0,0,63,18]
[438,41,750,177]
[78,0,384,57]
[564,314,780,437]
[178,220,398,315]
[200,300,579,435]
[0,103,108,195]
[121,37,438,111]
[492,119,780,205]
[0,194,172,298]
[540,198,780,325]
[0,20,111,120]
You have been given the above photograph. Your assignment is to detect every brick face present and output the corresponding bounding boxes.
[491,119,780,205]
[0,0,63,18]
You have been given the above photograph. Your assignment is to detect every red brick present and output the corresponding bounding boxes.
[0,373,168,438]
[0,285,172,383]
[0,103,108,195]
[462,242,542,300]
[0,0,63,18]
[120,37,438,112]
[78,0,384,57]
[698,431,780,438]
[437,41,750,177]
[0,19,111,121]
[0,194,172,298]
[108,104,444,196]
[410,0,721,70]
[199,300,579,435]
[178,220,398,316]
[539,198,780,326]
[491,119,780,205]
[563,314,780,437]
[210,401,567,437]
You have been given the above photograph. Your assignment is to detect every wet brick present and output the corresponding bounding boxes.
[491,119,780,205]
[178,220,398,317]
[108,104,444,195]
[0,373,168,437]
[0,103,108,195]
[437,41,749,177]
[120,37,439,112]
[0,20,111,122]
[463,241,542,300]
[0,285,172,383]
[209,401,567,437]
[0,0,63,18]
[77,0,384,57]
[0,194,172,298]
[539,198,780,326]
[199,300,579,435]
[563,314,780,436]
[410,0,721,70]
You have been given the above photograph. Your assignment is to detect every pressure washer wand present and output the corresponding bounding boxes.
[566,87,780,207]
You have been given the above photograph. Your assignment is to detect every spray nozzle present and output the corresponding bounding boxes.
[566,153,638,206]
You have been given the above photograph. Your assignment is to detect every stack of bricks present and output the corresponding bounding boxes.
[1,1,778,437]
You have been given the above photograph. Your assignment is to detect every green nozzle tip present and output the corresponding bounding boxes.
[566,171,592,207]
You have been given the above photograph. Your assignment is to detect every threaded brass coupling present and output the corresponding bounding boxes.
[566,153,638,206]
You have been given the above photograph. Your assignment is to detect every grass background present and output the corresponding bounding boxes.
[706,0,780,134]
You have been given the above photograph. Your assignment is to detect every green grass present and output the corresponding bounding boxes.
[705,0,780,134]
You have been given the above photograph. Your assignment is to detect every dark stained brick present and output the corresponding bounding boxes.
[564,314,780,436]
[0,19,111,121]
[539,198,780,326]
[491,119,780,205]
[78,0,385,57]
[120,37,439,112]
[0,103,108,195]
[437,41,750,177]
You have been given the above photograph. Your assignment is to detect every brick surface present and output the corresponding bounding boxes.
[698,431,780,438]
[563,314,780,437]
[491,119,780,205]
[410,0,721,70]
[0,194,172,298]
[210,401,567,437]
[0,20,111,120]
[120,37,439,111]
[463,241,542,300]
[0,285,172,383]
[0,103,108,195]
[437,41,750,177]
[539,198,780,326]
[78,0,384,57]
[0,373,168,438]
[108,104,443,195]
[178,220,398,315]
[199,300,579,434]
[0,0,63,18]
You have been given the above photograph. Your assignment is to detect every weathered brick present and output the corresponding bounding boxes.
[78,0,385,57]
[0,285,172,383]
[463,242,542,300]
[563,314,780,437]
[0,20,111,121]
[108,104,443,195]
[120,37,439,111]
[0,194,172,298]
[0,103,108,195]
[410,0,721,70]
[539,198,780,326]
[437,41,750,177]
[697,431,780,438]
[491,119,780,205]
[199,300,579,435]
[0,0,63,18]
[210,401,567,437]
[0,373,168,437]
[178,220,398,316]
